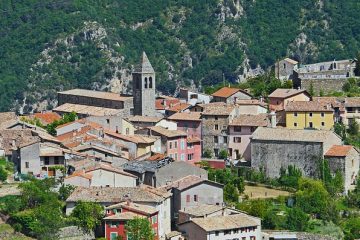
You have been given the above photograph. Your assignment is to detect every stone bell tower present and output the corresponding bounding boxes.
[132,52,156,116]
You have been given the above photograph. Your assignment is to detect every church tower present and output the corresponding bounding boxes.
[132,52,156,116]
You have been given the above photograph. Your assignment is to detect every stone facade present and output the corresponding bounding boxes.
[133,52,156,116]
[275,58,298,81]
[300,78,348,95]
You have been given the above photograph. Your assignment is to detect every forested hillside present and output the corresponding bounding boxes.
[1,0,360,112]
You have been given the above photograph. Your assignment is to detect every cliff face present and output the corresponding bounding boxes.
[1,0,360,113]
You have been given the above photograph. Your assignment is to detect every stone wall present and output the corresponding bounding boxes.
[300,78,348,94]
[58,93,125,109]
[251,139,323,178]
[202,115,230,157]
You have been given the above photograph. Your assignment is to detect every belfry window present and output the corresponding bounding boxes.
[144,77,148,88]
[149,77,153,88]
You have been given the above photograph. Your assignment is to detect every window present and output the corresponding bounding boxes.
[215,116,218,120]
[25,162,29,168]
[174,141,178,149]
[294,122,297,127]
[250,237,256,240]
[174,153,178,160]
[169,142,173,149]
[214,136,218,143]
[44,157,49,165]
[181,140,185,150]
[144,77,148,88]
[106,119,110,124]
[110,232,118,240]
[224,230,231,235]
[110,221,119,228]
[181,154,185,161]
[186,195,190,203]
[223,136,228,143]
[294,112,298,117]
[321,122,325,127]
[170,154,173,159]
[54,156,59,165]
[215,231,219,236]
[309,122,313,128]
[152,215,157,224]
[321,112,325,117]
[194,195,198,202]
[214,124,219,130]
[283,63,286,69]
[149,77,153,88]
[234,126,241,132]
[309,112,313,117]
[136,79,140,89]
[116,126,119,133]
[233,137,241,143]
[187,154,194,161]
[242,238,246,240]
[214,149,219,157]
[251,126,256,132]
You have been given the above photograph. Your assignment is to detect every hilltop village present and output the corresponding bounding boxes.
[0,53,359,240]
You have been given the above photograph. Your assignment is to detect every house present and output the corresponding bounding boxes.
[161,175,223,224]
[55,119,103,136]
[211,87,252,103]
[104,130,157,160]
[293,59,356,94]
[275,58,299,81]
[86,115,135,135]
[156,96,181,115]
[168,112,202,139]
[325,145,359,193]
[344,97,360,125]
[123,159,207,188]
[64,163,137,188]
[178,88,212,106]
[178,212,261,240]
[127,115,164,129]
[104,201,159,240]
[66,185,172,240]
[236,99,268,115]
[251,127,342,178]
[313,97,346,123]
[0,112,18,130]
[285,101,335,130]
[268,89,311,112]
[178,204,243,224]
[26,112,61,126]
[165,103,191,116]
[72,144,127,164]
[201,103,238,158]
[228,114,268,162]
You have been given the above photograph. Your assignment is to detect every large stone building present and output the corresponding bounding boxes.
[132,52,156,117]
[211,87,252,103]
[275,58,299,81]
[251,127,342,178]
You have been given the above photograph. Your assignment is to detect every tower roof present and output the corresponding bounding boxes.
[134,52,155,73]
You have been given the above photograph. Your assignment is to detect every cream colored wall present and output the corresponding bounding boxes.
[286,111,334,130]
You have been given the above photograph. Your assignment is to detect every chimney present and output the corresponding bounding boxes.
[269,111,276,128]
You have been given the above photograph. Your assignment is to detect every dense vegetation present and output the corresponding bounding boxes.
[1,0,360,112]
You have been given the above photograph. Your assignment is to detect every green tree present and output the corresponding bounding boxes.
[71,201,104,233]
[125,217,154,240]
[0,166,8,182]
[348,120,359,135]
[218,149,228,159]
[278,165,302,189]
[286,207,309,231]
[295,178,334,220]
[309,82,315,96]
[224,183,239,203]
[19,178,58,208]
[202,148,213,158]
[343,217,360,240]
[58,184,75,201]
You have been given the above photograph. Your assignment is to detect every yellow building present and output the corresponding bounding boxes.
[285,101,334,130]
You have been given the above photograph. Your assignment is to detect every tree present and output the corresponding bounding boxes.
[218,149,228,159]
[71,201,104,233]
[348,120,359,135]
[309,82,315,96]
[278,165,302,189]
[286,207,309,231]
[58,184,75,201]
[224,183,239,203]
[0,166,8,182]
[19,178,58,208]
[202,148,212,158]
[343,217,360,240]
[295,178,333,220]
[125,217,154,240]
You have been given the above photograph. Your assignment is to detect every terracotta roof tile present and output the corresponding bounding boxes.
[268,89,310,99]
[325,145,354,157]
[149,126,187,138]
[230,114,268,127]
[162,175,222,191]
[106,202,158,215]
[167,103,191,112]
[202,103,236,116]
[105,130,156,144]
[345,97,360,107]
[33,112,61,125]
[168,112,202,121]
[212,87,250,98]
[285,101,333,112]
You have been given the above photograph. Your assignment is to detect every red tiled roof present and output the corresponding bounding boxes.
[212,87,251,98]
[268,89,310,99]
[33,112,61,125]
[167,103,191,112]
[147,153,166,161]
[325,145,354,157]
[155,99,180,110]
[285,101,333,112]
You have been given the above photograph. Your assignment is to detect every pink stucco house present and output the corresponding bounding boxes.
[141,126,201,164]
[228,114,268,162]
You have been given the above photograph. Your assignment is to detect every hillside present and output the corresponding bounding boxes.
[1,0,360,113]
